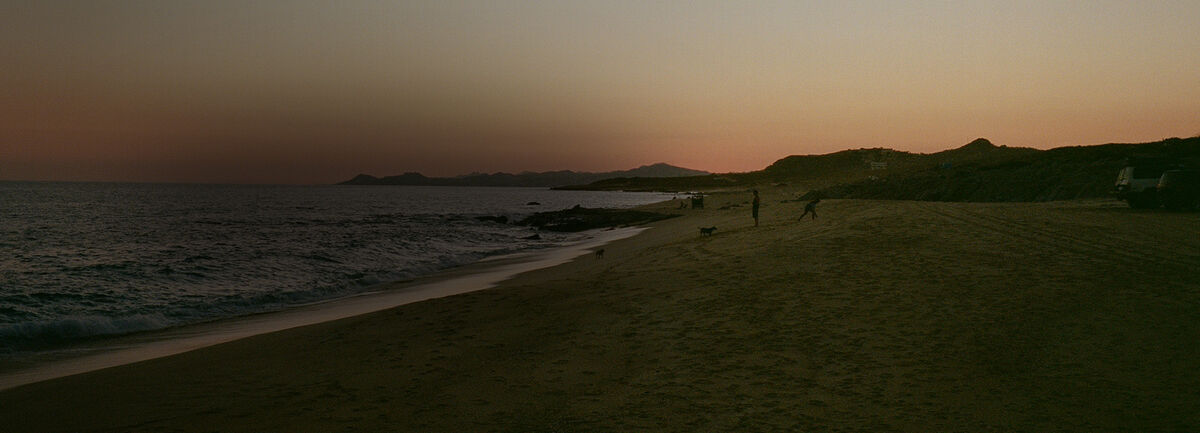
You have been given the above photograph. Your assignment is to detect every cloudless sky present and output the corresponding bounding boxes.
[3,1,1198,184]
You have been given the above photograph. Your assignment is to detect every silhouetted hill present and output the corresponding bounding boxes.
[802,136,1200,202]
[562,138,1037,191]
[338,163,708,187]
[562,136,1200,202]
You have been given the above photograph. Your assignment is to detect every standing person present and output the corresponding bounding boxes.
[751,190,760,227]
[799,198,820,220]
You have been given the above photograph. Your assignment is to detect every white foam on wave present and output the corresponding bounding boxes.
[0,314,171,344]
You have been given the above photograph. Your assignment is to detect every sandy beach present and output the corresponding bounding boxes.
[2,191,1198,432]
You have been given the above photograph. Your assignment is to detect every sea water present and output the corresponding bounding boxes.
[0,182,671,358]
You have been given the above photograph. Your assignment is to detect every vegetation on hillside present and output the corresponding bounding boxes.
[802,136,1200,202]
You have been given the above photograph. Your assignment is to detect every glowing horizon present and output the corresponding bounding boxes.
[3,1,1198,184]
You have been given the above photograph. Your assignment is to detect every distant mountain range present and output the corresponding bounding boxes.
[339,137,1200,202]
[338,163,709,187]
[562,136,1200,202]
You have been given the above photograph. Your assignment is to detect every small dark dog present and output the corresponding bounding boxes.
[699,226,717,236]
[595,248,605,258]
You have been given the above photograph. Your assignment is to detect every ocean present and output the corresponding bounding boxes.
[0,182,672,359]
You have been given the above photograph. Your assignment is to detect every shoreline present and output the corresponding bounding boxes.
[0,226,647,391]
[0,183,675,371]
[4,195,1197,432]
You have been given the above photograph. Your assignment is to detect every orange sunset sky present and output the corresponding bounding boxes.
[2,1,1198,184]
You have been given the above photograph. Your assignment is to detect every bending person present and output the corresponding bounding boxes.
[798,198,820,220]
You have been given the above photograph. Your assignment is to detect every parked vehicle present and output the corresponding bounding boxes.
[1115,162,1173,208]
[1157,169,1200,211]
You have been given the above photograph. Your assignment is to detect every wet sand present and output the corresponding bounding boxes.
[2,193,1198,432]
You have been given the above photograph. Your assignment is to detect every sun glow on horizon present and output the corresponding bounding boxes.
[2,1,1197,183]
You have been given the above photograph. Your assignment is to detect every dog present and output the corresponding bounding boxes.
[699,226,717,236]
[595,248,605,258]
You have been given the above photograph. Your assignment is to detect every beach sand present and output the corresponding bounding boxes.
[3,192,1198,432]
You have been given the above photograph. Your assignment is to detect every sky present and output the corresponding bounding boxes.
[2,1,1198,184]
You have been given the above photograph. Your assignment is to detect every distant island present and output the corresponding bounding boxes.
[338,163,708,187]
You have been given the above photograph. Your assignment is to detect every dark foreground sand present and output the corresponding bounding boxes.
[2,194,1198,432]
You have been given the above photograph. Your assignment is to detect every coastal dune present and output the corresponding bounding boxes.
[2,193,1198,432]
